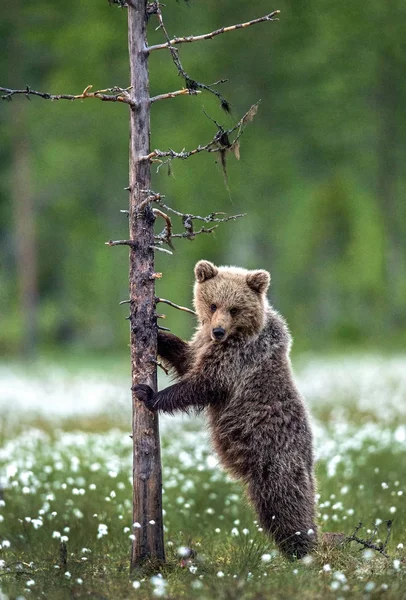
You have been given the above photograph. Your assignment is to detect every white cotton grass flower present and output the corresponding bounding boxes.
[150,574,167,597]
[364,582,376,592]
[64,571,71,579]
[323,564,331,572]
[217,571,225,578]
[1,541,10,549]
[26,579,36,587]
[132,581,141,589]
[97,523,108,539]
[261,554,272,563]
[31,518,43,529]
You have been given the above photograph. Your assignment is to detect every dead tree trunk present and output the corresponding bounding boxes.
[12,109,39,360]
[128,0,165,568]
[1,1,279,572]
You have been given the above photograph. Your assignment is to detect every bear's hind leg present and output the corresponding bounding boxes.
[248,477,317,560]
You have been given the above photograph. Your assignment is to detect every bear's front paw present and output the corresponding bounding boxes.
[133,384,156,411]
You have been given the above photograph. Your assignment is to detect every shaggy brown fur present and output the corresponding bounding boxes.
[135,260,318,559]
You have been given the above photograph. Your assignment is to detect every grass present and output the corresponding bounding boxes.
[0,355,405,598]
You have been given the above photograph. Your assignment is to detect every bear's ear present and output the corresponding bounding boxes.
[195,260,218,283]
[246,270,271,294]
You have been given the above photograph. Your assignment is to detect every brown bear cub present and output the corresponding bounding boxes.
[135,260,317,559]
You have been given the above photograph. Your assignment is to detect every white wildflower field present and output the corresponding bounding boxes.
[0,354,405,598]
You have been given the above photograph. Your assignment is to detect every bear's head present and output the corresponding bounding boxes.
[193,260,270,343]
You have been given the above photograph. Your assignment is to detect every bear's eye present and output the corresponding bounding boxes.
[210,304,217,313]
[230,307,239,317]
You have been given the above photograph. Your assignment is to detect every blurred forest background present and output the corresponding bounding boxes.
[0,0,405,359]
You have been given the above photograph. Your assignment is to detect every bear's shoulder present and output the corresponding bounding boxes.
[258,308,292,351]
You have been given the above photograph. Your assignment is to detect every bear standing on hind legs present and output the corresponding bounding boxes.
[135,260,318,559]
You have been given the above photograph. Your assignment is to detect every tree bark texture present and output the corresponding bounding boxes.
[12,105,39,359]
[128,1,165,567]
[10,0,39,359]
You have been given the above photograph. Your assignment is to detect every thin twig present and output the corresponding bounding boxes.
[138,192,162,212]
[150,245,173,255]
[149,11,280,52]
[141,102,259,163]
[156,297,196,316]
[105,239,135,247]
[150,88,201,103]
[172,224,218,239]
[150,358,169,376]
[154,6,231,111]
[153,208,174,249]
[346,520,393,559]
[1,85,134,106]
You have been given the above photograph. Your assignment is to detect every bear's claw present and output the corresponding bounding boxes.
[132,384,156,411]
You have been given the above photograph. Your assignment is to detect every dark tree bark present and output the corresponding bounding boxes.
[9,0,39,359]
[12,105,39,359]
[376,52,400,320]
[128,0,165,568]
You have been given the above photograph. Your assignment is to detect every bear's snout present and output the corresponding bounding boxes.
[212,327,226,342]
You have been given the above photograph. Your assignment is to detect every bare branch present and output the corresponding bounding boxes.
[154,6,231,112]
[0,85,135,106]
[141,102,260,163]
[150,245,173,255]
[153,208,174,249]
[346,520,393,559]
[138,192,162,212]
[149,11,281,52]
[156,297,197,316]
[105,239,135,247]
[150,88,201,103]
[150,358,169,376]
[138,189,245,244]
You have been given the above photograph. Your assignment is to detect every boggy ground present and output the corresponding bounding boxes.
[0,354,405,599]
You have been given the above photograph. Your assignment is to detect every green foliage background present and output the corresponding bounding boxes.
[1,0,405,355]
